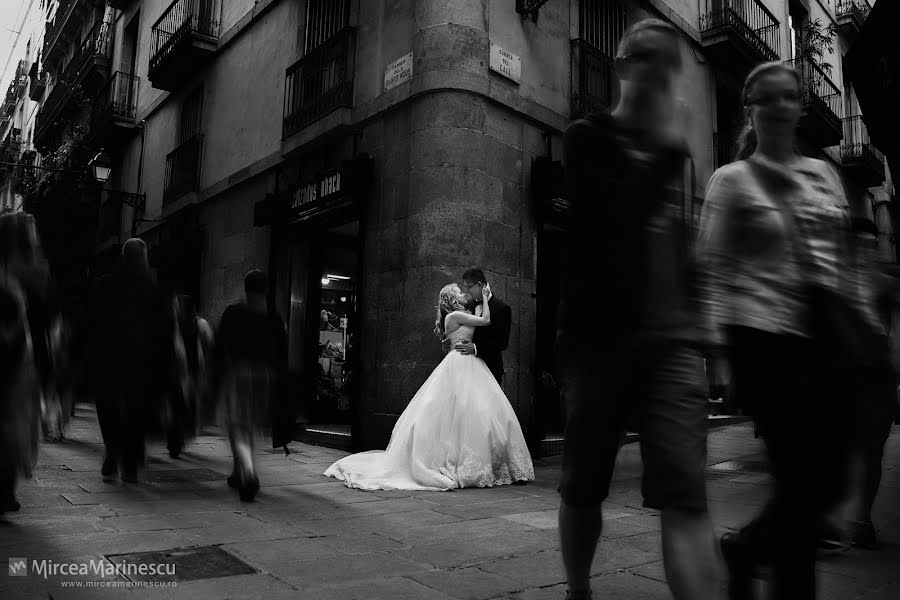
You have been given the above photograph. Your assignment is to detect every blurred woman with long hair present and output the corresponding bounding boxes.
[696,61,880,599]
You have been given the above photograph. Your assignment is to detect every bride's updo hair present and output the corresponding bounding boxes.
[434,283,466,336]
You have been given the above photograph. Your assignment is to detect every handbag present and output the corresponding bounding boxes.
[746,159,889,381]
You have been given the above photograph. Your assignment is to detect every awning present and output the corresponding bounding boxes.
[845,0,900,183]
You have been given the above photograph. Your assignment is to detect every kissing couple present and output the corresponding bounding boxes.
[325,268,534,490]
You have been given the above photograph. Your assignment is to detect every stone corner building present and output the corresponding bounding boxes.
[15,0,896,452]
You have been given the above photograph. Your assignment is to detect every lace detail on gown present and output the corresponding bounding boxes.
[323,324,535,491]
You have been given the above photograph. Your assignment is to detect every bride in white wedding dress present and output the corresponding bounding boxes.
[323,282,534,491]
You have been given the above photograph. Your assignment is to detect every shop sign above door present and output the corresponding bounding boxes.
[489,44,521,84]
[384,52,413,92]
[254,156,372,227]
[291,170,342,212]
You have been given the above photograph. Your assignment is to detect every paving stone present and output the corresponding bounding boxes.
[628,561,667,583]
[376,515,536,546]
[391,529,560,569]
[302,576,460,600]
[409,566,525,600]
[599,518,657,540]
[429,497,559,520]
[61,490,204,506]
[318,532,412,555]
[224,536,338,566]
[278,552,431,588]
[127,573,299,600]
[499,510,557,530]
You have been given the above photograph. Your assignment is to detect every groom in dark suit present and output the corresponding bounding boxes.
[442,268,512,385]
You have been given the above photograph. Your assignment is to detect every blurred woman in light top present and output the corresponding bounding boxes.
[696,61,877,600]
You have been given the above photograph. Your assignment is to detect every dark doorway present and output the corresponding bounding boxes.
[281,219,361,449]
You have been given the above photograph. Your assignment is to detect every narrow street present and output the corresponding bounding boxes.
[2,405,898,599]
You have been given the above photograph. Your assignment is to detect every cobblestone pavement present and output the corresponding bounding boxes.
[1,405,898,599]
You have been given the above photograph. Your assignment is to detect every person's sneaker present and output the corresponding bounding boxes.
[120,465,139,484]
[101,455,117,478]
[720,532,753,600]
[227,473,239,489]
[817,521,848,556]
[238,476,260,502]
[0,496,20,513]
[564,589,592,600]
[851,520,879,550]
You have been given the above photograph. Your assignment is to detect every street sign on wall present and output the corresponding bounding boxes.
[384,52,413,92]
[489,44,521,84]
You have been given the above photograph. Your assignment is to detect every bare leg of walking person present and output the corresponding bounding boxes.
[662,508,719,600]
[559,502,603,599]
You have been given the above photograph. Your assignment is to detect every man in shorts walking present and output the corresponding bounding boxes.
[556,18,718,600]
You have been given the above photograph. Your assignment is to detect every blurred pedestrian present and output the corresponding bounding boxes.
[696,61,882,599]
[87,239,173,483]
[166,294,215,458]
[216,270,289,501]
[0,213,49,513]
[557,19,718,600]
[839,245,897,550]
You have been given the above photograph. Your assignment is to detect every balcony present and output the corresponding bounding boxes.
[841,115,885,188]
[89,72,139,147]
[283,26,356,139]
[836,0,871,39]
[14,60,29,98]
[163,133,203,205]
[570,39,615,120]
[786,58,843,148]
[700,0,780,83]
[65,20,113,92]
[149,0,221,91]
[43,0,95,75]
[0,137,23,180]
[33,81,74,152]
[29,65,47,101]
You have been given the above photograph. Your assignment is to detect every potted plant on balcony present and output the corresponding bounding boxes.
[796,18,837,77]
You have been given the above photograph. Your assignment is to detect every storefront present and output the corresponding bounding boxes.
[255,155,372,451]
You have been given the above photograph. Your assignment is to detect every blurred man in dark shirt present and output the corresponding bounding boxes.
[89,239,173,483]
[556,19,717,600]
[217,270,288,501]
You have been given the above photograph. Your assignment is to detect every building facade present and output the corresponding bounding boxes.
[6,0,894,451]
[0,0,47,214]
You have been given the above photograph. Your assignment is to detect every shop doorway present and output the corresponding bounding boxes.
[533,222,567,455]
[284,220,361,450]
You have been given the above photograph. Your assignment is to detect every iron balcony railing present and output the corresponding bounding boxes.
[699,0,780,62]
[29,68,47,101]
[841,115,884,163]
[150,0,222,74]
[92,72,139,127]
[34,80,73,143]
[837,0,872,21]
[66,19,113,83]
[570,38,615,119]
[163,133,203,205]
[786,58,842,124]
[283,26,356,138]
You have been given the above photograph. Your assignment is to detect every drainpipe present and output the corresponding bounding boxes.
[131,119,146,237]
